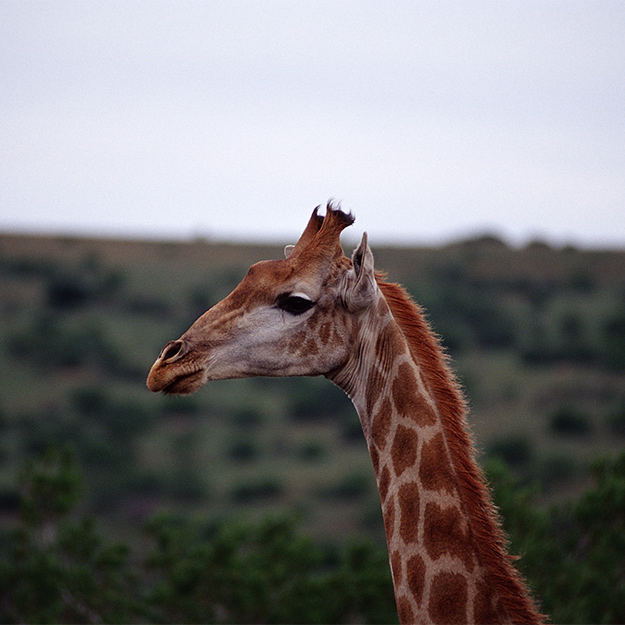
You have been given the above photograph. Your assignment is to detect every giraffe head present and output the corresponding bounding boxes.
[146,204,377,395]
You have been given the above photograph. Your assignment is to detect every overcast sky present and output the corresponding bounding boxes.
[1,1,624,248]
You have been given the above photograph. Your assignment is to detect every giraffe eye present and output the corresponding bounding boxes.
[277,293,315,316]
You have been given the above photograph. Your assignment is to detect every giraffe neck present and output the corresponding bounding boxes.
[329,281,542,625]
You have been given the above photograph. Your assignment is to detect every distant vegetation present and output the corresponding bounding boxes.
[2,447,624,624]
[1,232,625,623]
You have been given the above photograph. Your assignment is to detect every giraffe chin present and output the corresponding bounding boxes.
[161,370,206,395]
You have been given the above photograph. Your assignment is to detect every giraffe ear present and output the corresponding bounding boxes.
[284,245,295,258]
[345,232,377,311]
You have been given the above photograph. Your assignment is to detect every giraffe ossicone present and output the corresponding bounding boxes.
[147,203,544,625]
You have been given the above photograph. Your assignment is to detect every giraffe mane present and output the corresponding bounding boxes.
[376,277,544,624]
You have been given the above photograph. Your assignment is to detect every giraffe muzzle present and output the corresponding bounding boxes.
[146,339,207,395]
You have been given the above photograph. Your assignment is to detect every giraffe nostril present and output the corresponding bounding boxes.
[161,340,184,362]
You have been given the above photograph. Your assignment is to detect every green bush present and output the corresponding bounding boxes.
[539,453,577,491]
[601,310,625,369]
[231,404,265,427]
[0,448,141,624]
[297,440,327,462]
[606,403,625,437]
[555,312,594,362]
[0,450,396,624]
[320,472,372,500]
[4,448,625,624]
[161,467,207,503]
[488,453,625,624]
[7,314,123,372]
[549,407,593,437]
[410,278,517,352]
[487,436,534,467]
[70,386,110,417]
[45,259,125,310]
[287,378,352,421]
[71,386,154,441]
[227,438,259,463]
[231,476,284,503]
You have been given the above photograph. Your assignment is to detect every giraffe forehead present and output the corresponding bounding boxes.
[239,257,347,299]
[240,262,314,299]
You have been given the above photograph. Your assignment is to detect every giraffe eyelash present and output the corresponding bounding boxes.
[276,293,315,316]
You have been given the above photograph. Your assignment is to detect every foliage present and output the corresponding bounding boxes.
[3,449,625,624]
[0,450,397,624]
[488,454,625,624]
[487,436,534,468]
[45,260,125,310]
[606,402,625,437]
[549,406,593,437]
[145,513,397,624]
[0,448,141,624]
[230,476,284,502]
[602,308,625,369]
[7,312,123,372]
[286,377,353,422]
[320,471,373,500]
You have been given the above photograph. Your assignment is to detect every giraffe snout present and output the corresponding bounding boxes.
[146,339,206,394]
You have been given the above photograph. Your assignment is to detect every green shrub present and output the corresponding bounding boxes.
[145,513,397,624]
[6,448,625,625]
[288,378,352,421]
[539,453,577,491]
[161,468,207,503]
[341,415,365,443]
[297,440,327,462]
[70,386,110,417]
[231,477,283,502]
[489,453,625,624]
[45,260,125,310]
[0,451,391,624]
[601,310,625,369]
[227,438,259,463]
[0,448,143,624]
[7,314,123,372]
[410,279,517,352]
[566,269,596,292]
[549,407,593,437]
[606,403,625,437]
[555,313,593,362]
[321,472,372,500]
[487,436,533,467]
[231,405,265,427]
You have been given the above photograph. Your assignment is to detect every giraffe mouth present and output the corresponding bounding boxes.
[161,369,206,395]
[147,361,206,395]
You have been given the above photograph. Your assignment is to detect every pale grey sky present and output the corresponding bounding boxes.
[1,1,624,247]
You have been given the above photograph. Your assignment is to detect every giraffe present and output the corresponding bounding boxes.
[147,204,544,625]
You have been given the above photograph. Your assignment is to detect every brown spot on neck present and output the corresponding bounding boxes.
[390,425,419,477]
[392,362,437,426]
[428,572,468,625]
[378,465,391,502]
[396,596,415,625]
[419,431,456,494]
[398,482,421,544]
[371,396,393,450]
[423,502,474,572]
[406,555,426,608]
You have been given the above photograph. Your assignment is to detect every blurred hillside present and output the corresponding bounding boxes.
[1,231,625,545]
